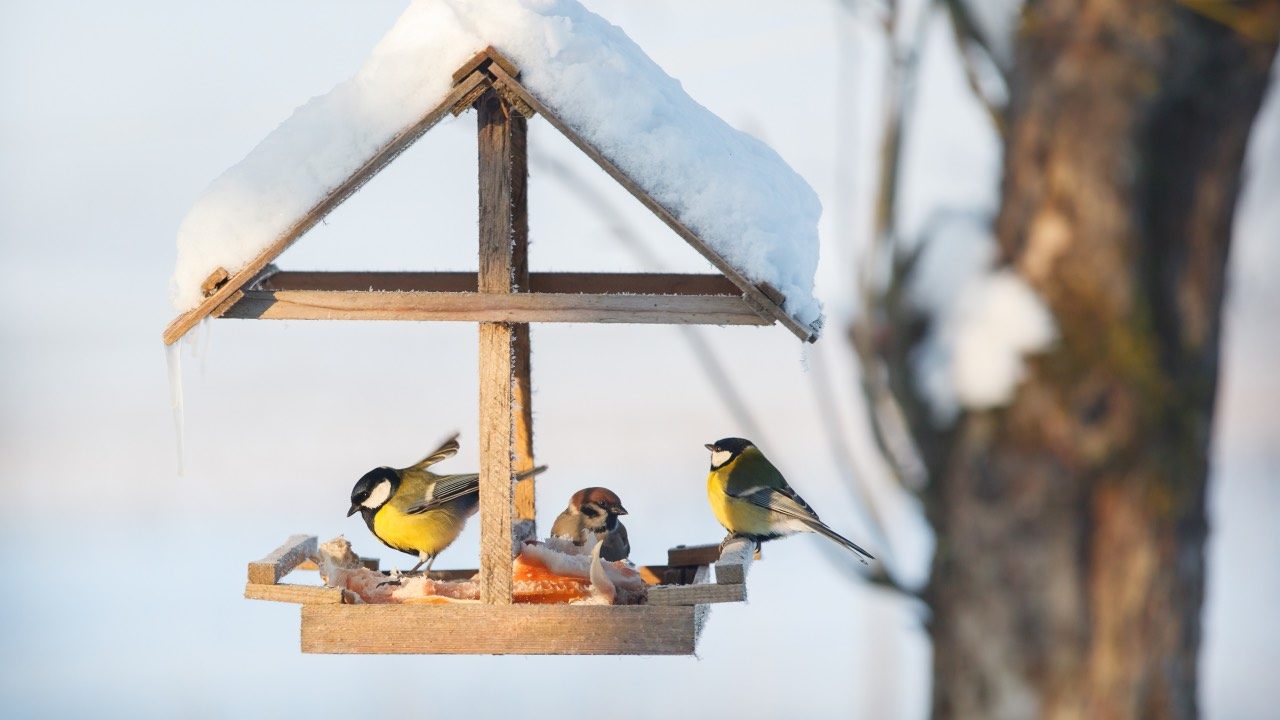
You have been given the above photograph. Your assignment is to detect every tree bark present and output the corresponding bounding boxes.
[923,3,1278,718]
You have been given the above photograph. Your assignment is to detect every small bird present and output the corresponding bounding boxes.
[705,437,874,564]
[348,433,546,573]
[550,487,631,562]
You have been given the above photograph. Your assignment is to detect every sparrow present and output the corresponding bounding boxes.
[550,487,631,561]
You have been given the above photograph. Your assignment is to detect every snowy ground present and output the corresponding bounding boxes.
[1,2,1276,718]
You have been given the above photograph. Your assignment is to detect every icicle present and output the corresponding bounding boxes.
[165,342,186,477]
[196,317,212,376]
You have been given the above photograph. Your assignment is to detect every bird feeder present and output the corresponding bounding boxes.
[164,46,816,655]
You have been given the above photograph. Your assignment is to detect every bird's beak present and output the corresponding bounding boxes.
[704,443,717,452]
[347,503,360,517]
[613,505,629,516]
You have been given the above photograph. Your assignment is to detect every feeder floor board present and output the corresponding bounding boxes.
[300,603,705,655]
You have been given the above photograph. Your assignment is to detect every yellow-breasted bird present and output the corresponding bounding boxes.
[705,437,874,564]
[549,487,631,561]
[347,433,546,573]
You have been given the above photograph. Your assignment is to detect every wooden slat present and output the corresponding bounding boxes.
[219,290,769,325]
[244,583,346,605]
[648,562,745,606]
[715,537,755,585]
[667,543,723,567]
[477,88,522,605]
[162,71,490,345]
[256,271,744,296]
[300,604,698,654]
[484,63,817,343]
[507,89,537,533]
[247,534,316,585]
[647,583,746,606]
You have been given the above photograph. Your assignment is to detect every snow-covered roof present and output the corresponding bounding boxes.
[169,0,823,337]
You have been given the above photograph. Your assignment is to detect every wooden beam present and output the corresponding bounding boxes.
[667,543,723,567]
[300,604,699,654]
[647,563,746,605]
[220,290,770,326]
[247,534,316,585]
[244,583,347,605]
[483,63,818,343]
[255,271,745,296]
[161,71,490,346]
[714,536,755,585]
[476,87,526,605]
[507,94,537,537]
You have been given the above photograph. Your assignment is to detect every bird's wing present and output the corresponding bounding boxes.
[728,485,875,563]
[406,472,478,514]
[728,484,822,524]
[405,432,461,472]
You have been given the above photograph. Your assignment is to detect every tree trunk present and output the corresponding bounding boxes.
[923,3,1278,718]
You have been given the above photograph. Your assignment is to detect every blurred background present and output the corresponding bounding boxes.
[1,1,1275,718]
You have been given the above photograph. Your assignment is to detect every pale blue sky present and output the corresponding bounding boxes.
[1,2,1275,717]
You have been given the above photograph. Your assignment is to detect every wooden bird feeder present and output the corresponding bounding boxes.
[164,48,810,655]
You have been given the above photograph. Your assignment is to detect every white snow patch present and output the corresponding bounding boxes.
[171,0,823,330]
[909,222,1055,425]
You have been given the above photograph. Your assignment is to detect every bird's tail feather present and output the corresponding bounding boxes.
[804,519,875,564]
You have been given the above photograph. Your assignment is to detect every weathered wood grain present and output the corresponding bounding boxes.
[218,290,768,325]
[300,604,699,655]
[244,583,346,605]
[476,88,524,605]
[254,271,745,296]
[714,537,755,585]
[667,543,723,567]
[247,534,316,585]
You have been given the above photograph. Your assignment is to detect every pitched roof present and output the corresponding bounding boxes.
[166,0,823,344]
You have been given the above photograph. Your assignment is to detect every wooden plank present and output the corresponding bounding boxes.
[478,322,515,605]
[244,582,346,605]
[482,47,520,80]
[648,562,744,606]
[484,63,817,343]
[451,48,494,84]
[667,543,723,567]
[201,267,229,297]
[256,271,744,296]
[476,87,524,605]
[247,534,316,585]
[161,71,489,346]
[715,537,755,585]
[300,604,698,655]
[506,88,537,533]
[218,290,769,325]
[647,583,745,606]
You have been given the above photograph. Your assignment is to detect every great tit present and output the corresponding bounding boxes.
[705,437,874,564]
[549,487,631,561]
[348,433,547,573]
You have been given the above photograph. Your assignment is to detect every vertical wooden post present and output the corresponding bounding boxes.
[476,89,529,605]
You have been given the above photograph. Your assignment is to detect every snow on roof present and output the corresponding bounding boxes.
[170,0,823,330]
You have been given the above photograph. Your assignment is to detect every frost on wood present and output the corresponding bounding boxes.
[169,0,823,329]
[908,223,1056,425]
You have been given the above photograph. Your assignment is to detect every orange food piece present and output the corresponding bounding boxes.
[512,554,592,604]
